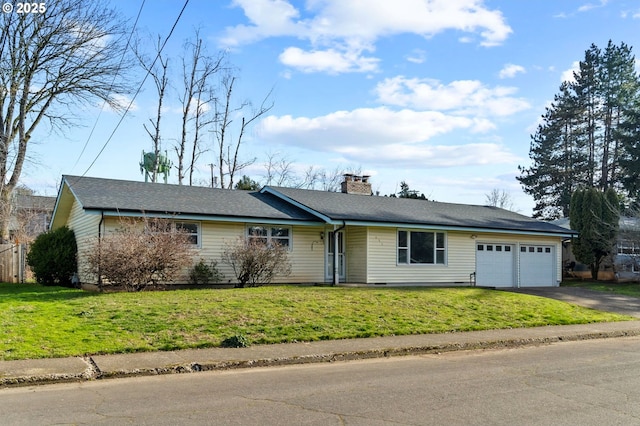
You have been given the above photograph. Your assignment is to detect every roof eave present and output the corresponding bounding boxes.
[85,208,324,226]
[339,219,576,237]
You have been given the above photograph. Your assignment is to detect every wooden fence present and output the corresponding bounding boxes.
[0,243,27,283]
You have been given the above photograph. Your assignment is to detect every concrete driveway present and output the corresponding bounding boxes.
[505,286,640,318]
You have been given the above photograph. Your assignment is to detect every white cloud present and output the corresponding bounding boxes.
[255,106,519,168]
[577,0,609,13]
[561,61,580,83]
[499,63,525,79]
[107,94,138,112]
[218,0,303,46]
[259,107,493,148]
[279,46,379,74]
[406,49,427,64]
[374,76,530,117]
[221,0,512,74]
[336,142,518,168]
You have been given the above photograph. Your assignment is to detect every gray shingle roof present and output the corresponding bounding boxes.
[265,186,575,235]
[62,175,319,222]
[61,175,574,235]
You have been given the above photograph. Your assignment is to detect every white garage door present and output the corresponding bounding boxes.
[476,243,515,287]
[519,245,555,287]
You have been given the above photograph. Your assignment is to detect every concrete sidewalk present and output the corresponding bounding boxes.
[3,320,640,388]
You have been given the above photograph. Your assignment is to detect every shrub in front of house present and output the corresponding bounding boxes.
[189,258,224,285]
[221,237,291,288]
[85,217,194,292]
[27,226,77,287]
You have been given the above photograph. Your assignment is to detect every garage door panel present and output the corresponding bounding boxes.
[519,245,554,287]
[476,244,515,287]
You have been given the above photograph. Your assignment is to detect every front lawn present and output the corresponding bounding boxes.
[562,281,640,297]
[0,283,633,361]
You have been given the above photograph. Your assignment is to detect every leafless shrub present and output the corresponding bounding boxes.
[85,217,194,292]
[221,237,291,288]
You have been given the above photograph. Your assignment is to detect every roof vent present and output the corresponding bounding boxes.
[341,174,372,195]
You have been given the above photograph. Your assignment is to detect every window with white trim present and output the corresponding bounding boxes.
[618,240,640,256]
[397,230,446,264]
[148,220,200,246]
[247,225,291,249]
[176,222,199,246]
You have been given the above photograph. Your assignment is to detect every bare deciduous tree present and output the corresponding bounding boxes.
[213,71,274,189]
[263,151,296,187]
[0,0,133,240]
[134,35,169,183]
[85,217,194,292]
[485,188,516,211]
[177,30,225,185]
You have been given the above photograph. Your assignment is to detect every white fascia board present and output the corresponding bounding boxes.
[341,220,575,238]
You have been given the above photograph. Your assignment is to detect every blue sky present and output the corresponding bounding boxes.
[21,0,640,215]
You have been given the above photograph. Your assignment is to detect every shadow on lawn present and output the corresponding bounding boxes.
[0,283,98,303]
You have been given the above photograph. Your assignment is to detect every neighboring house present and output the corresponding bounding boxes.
[553,217,640,281]
[9,194,56,243]
[50,175,575,288]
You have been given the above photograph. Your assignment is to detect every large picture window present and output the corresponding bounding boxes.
[397,230,446,264]
[247,225,291,249]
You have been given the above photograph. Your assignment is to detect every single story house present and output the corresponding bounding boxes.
[50,174,575,288]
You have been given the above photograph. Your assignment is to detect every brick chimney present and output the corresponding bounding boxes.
[341,174,372,195]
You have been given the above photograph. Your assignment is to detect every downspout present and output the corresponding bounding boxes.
[97,211,104,287]
[332,221,346,286]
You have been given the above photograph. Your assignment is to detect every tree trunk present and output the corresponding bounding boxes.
[0,186,13,242]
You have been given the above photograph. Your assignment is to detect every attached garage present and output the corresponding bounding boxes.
[476,243,556,288]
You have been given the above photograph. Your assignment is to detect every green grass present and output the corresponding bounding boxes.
[0,283,633,361]
[562,281,640,297]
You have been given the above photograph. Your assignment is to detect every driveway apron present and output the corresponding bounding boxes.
[505,287,640,318]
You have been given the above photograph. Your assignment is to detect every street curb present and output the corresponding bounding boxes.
[4,326,640,388]
[94,329,640,378]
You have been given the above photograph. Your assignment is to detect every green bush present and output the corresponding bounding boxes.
[27,226,77,287]
[189,259,224,285]
[220,334,250,348]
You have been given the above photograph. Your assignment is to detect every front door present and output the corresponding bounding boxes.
[326,230,346,282]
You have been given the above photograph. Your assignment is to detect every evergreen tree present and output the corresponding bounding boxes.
[518,83,589,219]
[569,187,619,279]
[619,104,640,203]
[397,181,427,199]
[235,175,261,191]
[519,41,640,217]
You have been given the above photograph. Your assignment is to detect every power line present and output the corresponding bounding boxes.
[81,0,190,177]
[71,0,147,171]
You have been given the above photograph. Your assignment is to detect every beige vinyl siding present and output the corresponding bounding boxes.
[287,225,325,283]
[66,200,101,283]
[346,226,367,283]
[366,227,562,285]
[181,222,325,285]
